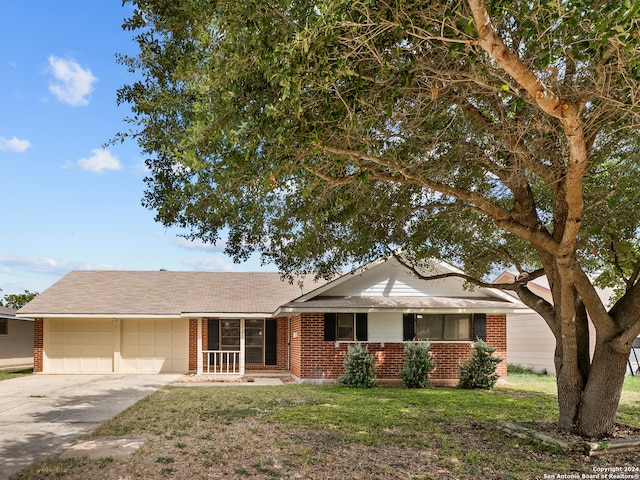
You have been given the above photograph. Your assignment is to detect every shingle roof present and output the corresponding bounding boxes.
[17,270,320,316]
[0,305,17,318]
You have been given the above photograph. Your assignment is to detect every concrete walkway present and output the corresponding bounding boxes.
[0,374,181,480]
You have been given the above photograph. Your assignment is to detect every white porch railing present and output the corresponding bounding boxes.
[202,350,241,374]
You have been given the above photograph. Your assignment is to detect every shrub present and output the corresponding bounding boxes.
[458,339,502,389]
[399,342,435,388]
[339,343,376,388]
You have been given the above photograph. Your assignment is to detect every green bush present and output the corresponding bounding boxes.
[399,342,435,388]
[458,339,502,389]
[339,343,376,388]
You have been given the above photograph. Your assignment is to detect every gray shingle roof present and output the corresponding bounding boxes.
[0,305,17,318]
[17,270,319,316]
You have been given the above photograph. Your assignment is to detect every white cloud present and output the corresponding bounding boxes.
[182,257,234,272]
[174,237,226,252]
[75,148,122,173]
[0,136,30,153]
[48,56,98,106]
[0,254,122,276]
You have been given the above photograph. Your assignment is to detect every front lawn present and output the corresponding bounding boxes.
[13,374,640,479]
[0,367,32,381]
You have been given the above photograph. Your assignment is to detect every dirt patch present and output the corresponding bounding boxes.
[49,420,465,480]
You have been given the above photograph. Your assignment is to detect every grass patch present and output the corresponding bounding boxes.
[13,373,640,480]
[0,367,32,381]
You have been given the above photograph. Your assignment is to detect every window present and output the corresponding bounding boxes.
[337,313,354,341]
[324,313,368,341]
[0,319,7,335]
[404,313,472,341]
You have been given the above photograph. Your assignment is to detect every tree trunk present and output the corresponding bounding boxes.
[555,356,584,431]
[574,340,629,438]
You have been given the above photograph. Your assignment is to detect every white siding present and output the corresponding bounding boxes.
[507,313,596,375]
[0,319,34,368]
[329,259,487,298]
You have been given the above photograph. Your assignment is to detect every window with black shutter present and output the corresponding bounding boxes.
[324,313,368,341]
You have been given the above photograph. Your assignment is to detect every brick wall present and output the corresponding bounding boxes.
[291,313,508,382]
[34,318,43,373]
[487,314,508,378]
[188,319,198,371]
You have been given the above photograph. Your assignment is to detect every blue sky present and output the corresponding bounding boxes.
[1,1,272,296]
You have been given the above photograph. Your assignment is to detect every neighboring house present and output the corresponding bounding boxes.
[493,272,640,375]
[17,256,529,384]
[0,306,34,369]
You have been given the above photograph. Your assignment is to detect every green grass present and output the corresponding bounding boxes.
[0,367,32,381]
[13,373,640,480]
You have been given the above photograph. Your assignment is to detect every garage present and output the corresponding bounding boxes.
[46,318,115,373]
[120,318,188,373]
[44,317,188,374]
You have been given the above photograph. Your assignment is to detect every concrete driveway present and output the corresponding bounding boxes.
[0,374,182,480]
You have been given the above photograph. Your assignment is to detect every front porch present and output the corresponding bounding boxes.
[191,317,287,375]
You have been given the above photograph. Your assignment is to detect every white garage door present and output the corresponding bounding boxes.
[46,318,115,373]
[120,318,188,373]
[45,318,189,374]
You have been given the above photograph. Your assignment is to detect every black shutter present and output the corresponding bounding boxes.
[207,319,220,350]
[265,320,277,365]
[355,313,368,341]
[403,313,415,341]
[473,313,487,341]
[324,313,337,341]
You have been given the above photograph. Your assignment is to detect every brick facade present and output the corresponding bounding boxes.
[34,318,43,373]
[487,314,508,378]
[289,313,508,383]
[188,318,198,371]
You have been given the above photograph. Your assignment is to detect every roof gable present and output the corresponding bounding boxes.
[279,256,528,314]
[298,256,517,301]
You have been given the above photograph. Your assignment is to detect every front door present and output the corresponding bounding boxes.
[245,319,264,364]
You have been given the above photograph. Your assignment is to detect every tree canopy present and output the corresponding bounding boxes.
[0,289,38,310]
[118,0,640,437]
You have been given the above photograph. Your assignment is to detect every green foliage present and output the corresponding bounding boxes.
[117,0,640,283]
[339,343,376,388]
[116,0,640,436]
[1,290,38,310]
[399,341,435,388]
[458,340,502,390]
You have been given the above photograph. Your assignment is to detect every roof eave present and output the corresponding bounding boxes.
[275,305,533,316]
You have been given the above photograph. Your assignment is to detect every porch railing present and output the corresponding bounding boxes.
[202,350,241,374]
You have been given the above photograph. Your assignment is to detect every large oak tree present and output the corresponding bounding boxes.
[117,0,640,437]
